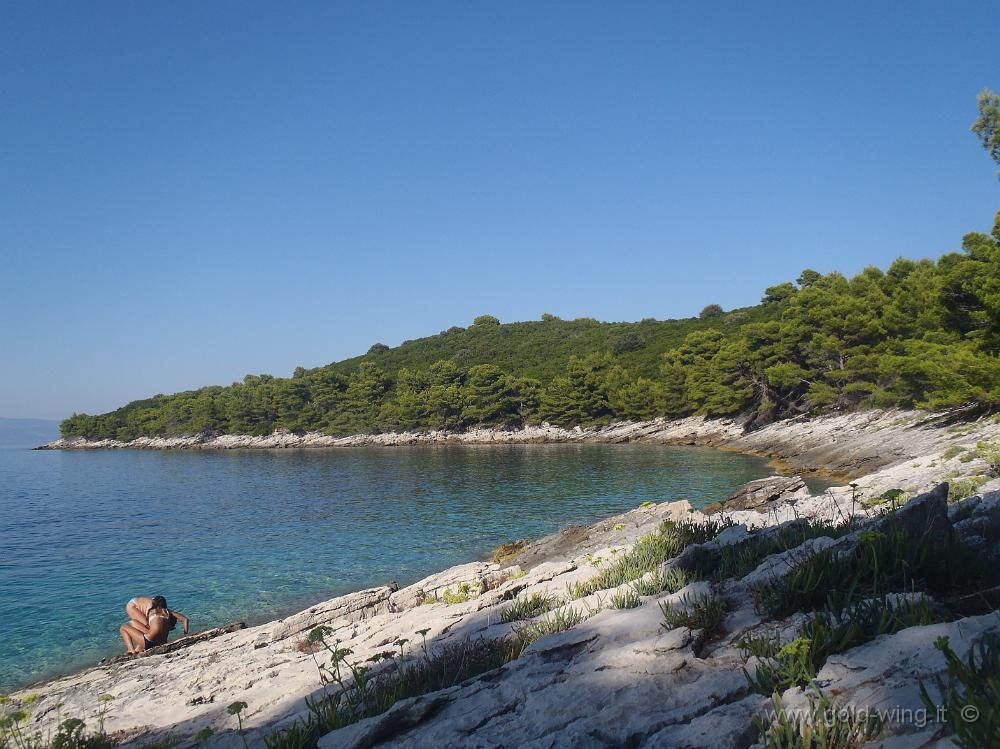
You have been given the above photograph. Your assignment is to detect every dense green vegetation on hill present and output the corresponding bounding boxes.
[59,306,772,439]
[306,307,774,386]
[60,211,1000,440]
[61,94,1000,441]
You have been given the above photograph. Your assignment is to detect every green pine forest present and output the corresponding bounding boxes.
[61,92,1000,441]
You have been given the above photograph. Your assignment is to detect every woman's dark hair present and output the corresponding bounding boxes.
[152,596,177,630]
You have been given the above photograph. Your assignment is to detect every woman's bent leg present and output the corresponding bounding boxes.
[120,623,139,653]
[120,623,147,653]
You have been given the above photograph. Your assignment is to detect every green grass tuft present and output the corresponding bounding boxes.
[568,531,682,598]
[631,567,689,597]
[500,592,558,623]
[706,519,858,583]
[753,526,987,620]
[568,518,734,599]
[609,589,641,609]
[743,595,942,694]
[943,445,967,461]
[440,582,482,604]
[974,441,1000,474]
[513,605,590,644]
[919,633,1000,749]
[950,476,988,502]
[755,689,882,749]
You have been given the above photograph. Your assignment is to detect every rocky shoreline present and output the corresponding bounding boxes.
[38,417,736,452]
[40,408,1000,483]
[11,409,1000,748]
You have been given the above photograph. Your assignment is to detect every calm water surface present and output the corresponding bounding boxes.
[0,443,835,690]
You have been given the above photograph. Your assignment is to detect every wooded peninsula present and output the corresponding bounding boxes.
[61,209,1000,441]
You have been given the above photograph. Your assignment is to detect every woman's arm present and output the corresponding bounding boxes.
[171,610,190,635]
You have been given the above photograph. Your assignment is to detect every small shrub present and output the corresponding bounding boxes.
[297,637,323,654]
[757,637,816,693]
[609,589,641,609]
[860,488,906,509]
[441,582,481,604]
[712,519,857,583]
[744,596,941,694]
[755,545,858,619]
[754,526,987,619]
[950,476,987,501]
[975,441,1000,474]
[660,592,728,642]
[666,517,737,547]
[48,720,118,749]
[919,633,999,749]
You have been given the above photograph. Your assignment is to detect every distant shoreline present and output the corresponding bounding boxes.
[40,419,735,450]
[38,409,987,482]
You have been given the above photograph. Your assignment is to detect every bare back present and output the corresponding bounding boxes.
[144,608,171,646]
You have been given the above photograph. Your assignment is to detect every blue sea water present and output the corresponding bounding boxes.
[0,443,835,691]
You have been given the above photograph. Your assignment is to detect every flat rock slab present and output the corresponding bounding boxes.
[99,623,248,666]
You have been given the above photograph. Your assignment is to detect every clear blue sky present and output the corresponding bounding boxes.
[2,1,999,420]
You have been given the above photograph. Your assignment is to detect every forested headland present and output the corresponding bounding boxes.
[60,211,1000,441]
[61,92,1000,441]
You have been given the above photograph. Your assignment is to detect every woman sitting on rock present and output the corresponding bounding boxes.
[120,595,189,654]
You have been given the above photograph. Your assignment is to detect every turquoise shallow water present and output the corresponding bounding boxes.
[0,443,833,691]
